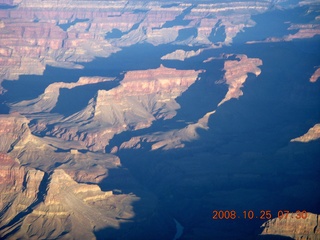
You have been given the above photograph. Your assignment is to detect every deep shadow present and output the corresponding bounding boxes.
[0,4,17,9]
[103,37,320,239]
[176,27,198,42]
[0,43,198,109]
[58,18,89,31]
[0,172,50,238]
[51,80,120,116]
[208,20,226,43]
[162,4,194,28]
[96,167,176,240]
[2,6,320,239]
[233,6,315,44]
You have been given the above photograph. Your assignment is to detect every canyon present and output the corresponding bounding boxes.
[0,0,320,239]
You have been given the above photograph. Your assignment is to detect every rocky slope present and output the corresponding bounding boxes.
[117,54,262,152]
[10,76,116,114]
[0,113,161,239]
[291,124,320,143]
[0,0,275,92]
[29,65,203,151]
[0,157,142,240]
[216,54,262,106]
[260,212,320,240]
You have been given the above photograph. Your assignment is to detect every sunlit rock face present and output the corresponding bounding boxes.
[0,114,157,240]
[0,0,274,88]
[291,123,320,143]
[26,65,203,151]
[0,164,140,240]
[260,212,320,240]
[216,54,262,106]
[0,113,31,152]
[10,76,116,113]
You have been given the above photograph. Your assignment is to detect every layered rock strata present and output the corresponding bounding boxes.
[217,54,262,106]
[10,76,116,114]
[39,65,203,151]
[0,114,146,239]
[0,0,275,91]
[260,212,320,240]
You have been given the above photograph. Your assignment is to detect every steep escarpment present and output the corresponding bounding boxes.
[0,114,159,240]
[116,54,262,151]
[217,54,262,106]
[2,169,139,240]
[0,0,276,93]
[260,212,320,240]
[291,124,320,143]
[0,113,36,152]
[0,153,45,238]
[0,164,142,240]
[119,110,215,151]
[10,76,116,114]
[39,65,203,151]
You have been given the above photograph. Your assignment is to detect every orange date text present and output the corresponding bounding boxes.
[212,210,308,220]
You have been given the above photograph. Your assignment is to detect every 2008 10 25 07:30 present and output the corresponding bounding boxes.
[212,210,308,220]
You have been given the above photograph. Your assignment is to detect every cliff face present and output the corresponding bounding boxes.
[0,162,141,240]
[260,212,320,240]
[10,76,116,114]
[30,65,203,151]
[0,114,154,240]
[291,124,320,143]
[4,169,138,240]
[217,54,262,106]
[0,153,45,236]
[0,0,274,90]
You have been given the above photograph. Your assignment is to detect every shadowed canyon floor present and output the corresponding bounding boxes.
[0,0,320,239]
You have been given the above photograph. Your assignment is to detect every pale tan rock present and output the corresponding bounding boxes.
[310,67,320,83]
[291,123,320,143]
[42,65,203,151]
[218,54,262,106]
[260,212,320,240]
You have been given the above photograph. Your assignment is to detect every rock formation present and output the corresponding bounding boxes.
[217,54,262,106]
[0,113,155,239]
[0,0,275,91]
[291,124,320,143]
[161,49,204,61]
[0,164,141,240]
[31,65,203,151]
[10,76,116,114]
[260,212,320,240]
[119,110,215,151]
[310,67,320,83]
